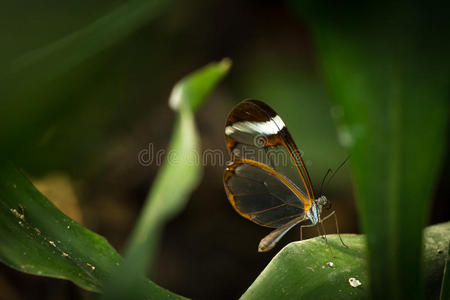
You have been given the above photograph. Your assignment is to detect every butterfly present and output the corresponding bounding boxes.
[223,99,346,252]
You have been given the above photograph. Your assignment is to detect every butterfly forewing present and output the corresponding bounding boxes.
[224,99,314,229]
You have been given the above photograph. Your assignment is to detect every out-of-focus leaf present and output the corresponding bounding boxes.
[0,0,168,160]
[291,1,450,299]
[7,1,166,76]
[241,222,450,300]
[102,59,231,300]
[0,161,184,298]
[169,58,232,111]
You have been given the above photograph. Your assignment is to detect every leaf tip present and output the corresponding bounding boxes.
[218,57,232,71]
[168,58,232,111]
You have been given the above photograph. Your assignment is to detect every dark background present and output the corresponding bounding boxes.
[0,1,448,299]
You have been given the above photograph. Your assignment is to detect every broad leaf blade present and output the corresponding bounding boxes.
[242,222,450,300]
[0,160,186,298]
[242,234,368,300]
[0,161,121,292]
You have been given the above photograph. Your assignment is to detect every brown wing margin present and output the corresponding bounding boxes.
[223,157,311,226]
[280,129,316,200]
[244,99,316,200]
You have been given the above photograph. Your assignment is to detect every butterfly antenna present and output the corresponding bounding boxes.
[324,155,351,191]
[318,168,332,196]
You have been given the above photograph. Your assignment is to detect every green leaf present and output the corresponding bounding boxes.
[242,222,450,300]
[0,0,169,159]
[290,2,450,299]
[7,1,167,77]
[101,59,231,299]
[0,161,185,298]
[0,161,120,292]
[169,58,232,111]
[0,59,230,299]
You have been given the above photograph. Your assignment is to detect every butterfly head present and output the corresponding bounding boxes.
[318,195,332,210]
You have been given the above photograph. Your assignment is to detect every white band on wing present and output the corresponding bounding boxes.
[225,115,285,136]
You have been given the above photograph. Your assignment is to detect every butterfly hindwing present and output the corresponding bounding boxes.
[224,159,306,228]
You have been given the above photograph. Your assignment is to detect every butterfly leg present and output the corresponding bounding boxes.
[322,210,348,248]
[316,226,325,239]
[300,222,315,241]
[319,221,334,258]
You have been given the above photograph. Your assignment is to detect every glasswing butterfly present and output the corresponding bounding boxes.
[223,99,346,252]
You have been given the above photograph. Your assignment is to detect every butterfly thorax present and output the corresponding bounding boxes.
[306,195,328,225]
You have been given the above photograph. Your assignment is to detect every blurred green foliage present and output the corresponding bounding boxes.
[291,0,450,299]
[0,59,230,300]
[102,59,230,299]
[0,0,169,174]
[0,0,448,299]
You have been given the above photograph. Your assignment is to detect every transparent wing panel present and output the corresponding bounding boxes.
[224,162,305,228]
